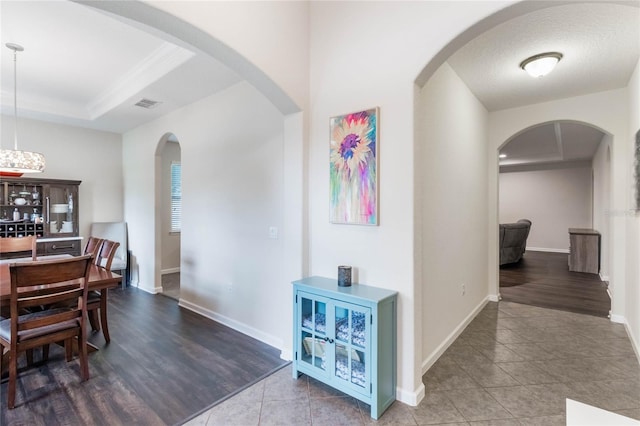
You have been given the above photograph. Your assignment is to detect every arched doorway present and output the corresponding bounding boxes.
[414,1,634,379]
[497,120,613,316]
[155,133,181,301]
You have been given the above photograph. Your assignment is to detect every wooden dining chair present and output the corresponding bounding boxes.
[0,236,38,364]
[87,239,120,343]
[83,236,104,259]
[0,255,93,409]
[0,236,37,261]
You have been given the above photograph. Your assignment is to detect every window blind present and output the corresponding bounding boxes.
[170,162,181,233]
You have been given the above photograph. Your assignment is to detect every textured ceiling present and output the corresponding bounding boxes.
[447,2,640,168]
[448,2,640,112]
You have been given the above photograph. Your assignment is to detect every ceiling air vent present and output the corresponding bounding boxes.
[134,98,162,109]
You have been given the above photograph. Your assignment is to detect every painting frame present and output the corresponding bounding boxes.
[329,107,379,225]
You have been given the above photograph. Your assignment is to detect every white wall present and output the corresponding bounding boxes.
[489,89,630,322]
[500,165,592,251]
[592,137,611,280]
[0,115,123,239]
[308,0,508,404]
[161,141,180,272]
[111,0,628,407]
[123,81,288,348]
[417,63,489,372]
[626,58,640,358]
[142,1,310,112]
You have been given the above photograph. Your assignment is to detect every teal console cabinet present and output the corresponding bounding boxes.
[292,276,397,419]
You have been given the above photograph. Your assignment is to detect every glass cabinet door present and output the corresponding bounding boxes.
[334,302,370,392]
[44,184,77,236]
[299,292,330,373]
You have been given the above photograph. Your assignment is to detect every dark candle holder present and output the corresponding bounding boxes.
[338,266,352,287]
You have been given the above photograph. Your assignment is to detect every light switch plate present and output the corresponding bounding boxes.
[268,226,278,239]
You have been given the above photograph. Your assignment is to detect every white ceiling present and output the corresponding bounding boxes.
[0,0,241,133]
[0,0,638,168]
[448,2,639,168]
[499,122,605,168]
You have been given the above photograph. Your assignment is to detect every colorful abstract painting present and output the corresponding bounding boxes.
[330,107,379,225]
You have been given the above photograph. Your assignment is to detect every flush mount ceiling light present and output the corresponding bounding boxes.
[0,43,46,176]
[520,52,563,78]
[499,154,507,159]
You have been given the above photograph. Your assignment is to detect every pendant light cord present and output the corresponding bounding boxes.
[13,47,18,151]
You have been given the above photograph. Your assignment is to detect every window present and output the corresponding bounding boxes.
[170,162,181,233]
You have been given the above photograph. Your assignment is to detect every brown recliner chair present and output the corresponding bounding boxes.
[499,219,531,265]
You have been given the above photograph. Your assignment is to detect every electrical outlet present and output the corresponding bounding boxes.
[227,282,233,293]
[461,283,466,296]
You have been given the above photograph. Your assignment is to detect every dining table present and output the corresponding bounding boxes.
[0,255,122,305]
[0,255,122,369]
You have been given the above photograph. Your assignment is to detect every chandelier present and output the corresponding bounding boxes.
[0,43,45,175]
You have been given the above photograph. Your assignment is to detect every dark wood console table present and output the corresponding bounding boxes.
[568,228,600,274]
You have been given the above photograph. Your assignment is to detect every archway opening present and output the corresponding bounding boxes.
[155,132,181,301]
[497,120,613,317]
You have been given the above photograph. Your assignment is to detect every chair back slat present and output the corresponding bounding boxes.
[18,309,82,332]
[95,240,120,270]
[0,236,37,260]
[83,237,104,258]
[10,257,92,287]
[18,287,84,311]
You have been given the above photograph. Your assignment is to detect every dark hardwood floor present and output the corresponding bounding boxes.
[1,287,286,425]
[500,250,610,317]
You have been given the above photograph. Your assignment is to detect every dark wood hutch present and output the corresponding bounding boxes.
[0,176,82,258]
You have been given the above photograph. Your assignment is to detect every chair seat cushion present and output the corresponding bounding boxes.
[0,309,79,342]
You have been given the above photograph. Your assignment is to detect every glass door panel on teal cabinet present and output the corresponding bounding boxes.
[299,292,330,374]
[334,301,370,393]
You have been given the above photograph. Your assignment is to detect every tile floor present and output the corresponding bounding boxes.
[183,301,640,425]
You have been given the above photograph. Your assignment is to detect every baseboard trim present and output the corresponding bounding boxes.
[137,284,162,294]
[161,267,180,275]
[624,320,640,364]
[527,247,569,254]
[421,296,489,376]
[396,382,425,407]
[611,315,640,364]
[178,298,283,352]
[610,314,625,324]
[488,294,500,302]
[280,348,293,361]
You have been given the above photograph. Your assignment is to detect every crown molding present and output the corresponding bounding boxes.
[86,42,194,119]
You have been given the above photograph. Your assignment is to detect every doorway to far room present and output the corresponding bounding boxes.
[160,134,181,301]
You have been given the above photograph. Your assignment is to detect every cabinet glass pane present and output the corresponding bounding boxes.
[301,297,326,334]
[335,307,367,348]
[335,344,366,388]
[301,331,326,371]
[46,185,75,235]
[300,295,327,372]
[335,305,368,389]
